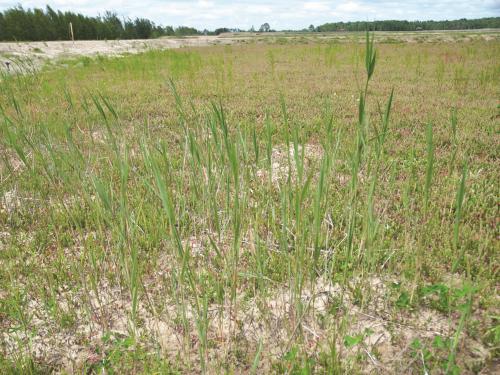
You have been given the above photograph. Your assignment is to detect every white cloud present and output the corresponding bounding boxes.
[198,0,214,8]
[244,5,273,14]
[337,1,365,12]
[303,2,331,12]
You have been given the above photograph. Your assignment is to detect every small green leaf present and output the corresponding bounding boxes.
[433,335,446,349]
[344,334,363,348]
[410,338,422,350]
[284,346,298,361]
[396,291,410,308]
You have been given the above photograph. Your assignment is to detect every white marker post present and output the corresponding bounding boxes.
[69,22,74,43]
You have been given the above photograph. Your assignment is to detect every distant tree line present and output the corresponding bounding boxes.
[1,5,499,42]
[0,5,200,41]
[314,18,500,32]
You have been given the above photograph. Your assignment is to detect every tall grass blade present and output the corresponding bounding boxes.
[424,122,434,210]
[452,162,468,272]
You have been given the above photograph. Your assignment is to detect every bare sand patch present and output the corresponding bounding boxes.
[0,36,239,71]
[1,272,491,373]
[256,143,324,184]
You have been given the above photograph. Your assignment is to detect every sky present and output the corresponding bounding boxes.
[1,1,499,30]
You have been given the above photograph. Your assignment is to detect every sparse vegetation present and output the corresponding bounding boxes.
[0,31,498,374]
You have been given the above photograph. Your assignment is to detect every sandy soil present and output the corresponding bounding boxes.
[0,36,237,58]
[0,30,497,72]
[0,35,240,71]
[2,30,498,60]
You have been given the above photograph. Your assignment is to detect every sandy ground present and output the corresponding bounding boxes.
[0,30,498,72]
[0,35,242,71]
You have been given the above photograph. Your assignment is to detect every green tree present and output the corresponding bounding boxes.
[259,23,270,32]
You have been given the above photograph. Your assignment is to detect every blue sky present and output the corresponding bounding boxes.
[1,1,499,30]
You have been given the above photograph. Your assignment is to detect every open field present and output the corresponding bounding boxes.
[1,29,499,69]
[0,31,499,373]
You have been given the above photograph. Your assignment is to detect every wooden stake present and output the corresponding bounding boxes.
[69,22,74,42]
